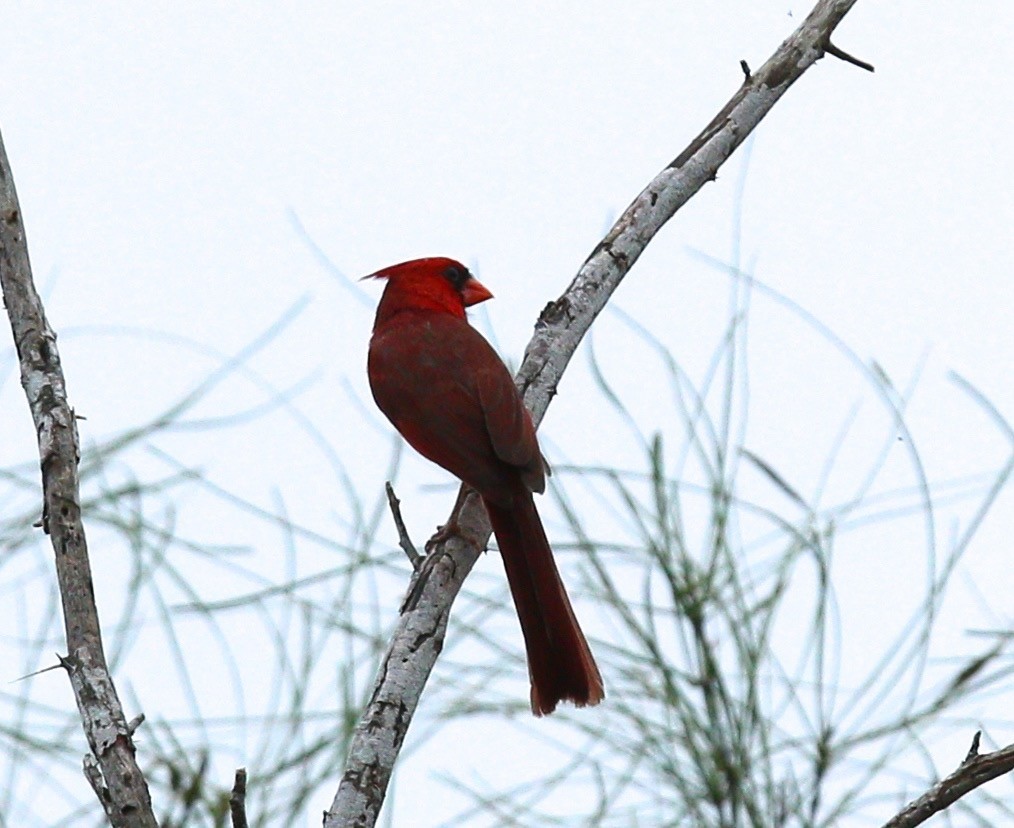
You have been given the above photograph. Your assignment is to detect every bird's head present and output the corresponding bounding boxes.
[366,257,493,325]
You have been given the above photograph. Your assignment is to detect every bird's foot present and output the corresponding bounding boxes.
[425,520,463,553]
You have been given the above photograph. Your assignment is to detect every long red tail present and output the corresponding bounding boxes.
[484,492,604,715]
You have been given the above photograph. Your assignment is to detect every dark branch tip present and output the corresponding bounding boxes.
[963,730,983,764]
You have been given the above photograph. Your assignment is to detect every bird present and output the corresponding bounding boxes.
[366,256,604,715]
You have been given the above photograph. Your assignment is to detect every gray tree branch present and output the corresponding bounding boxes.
[326,1,869,826]
[882,736,1014,828]
[0,131,158,826]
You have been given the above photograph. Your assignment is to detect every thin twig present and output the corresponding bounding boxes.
[384,482,421,569]
[230,768,249,828]
[126,714,146,736]
[882,739,1014,828]
[825,39,876,72]
[0,130,157,825]
[327,2,867,826]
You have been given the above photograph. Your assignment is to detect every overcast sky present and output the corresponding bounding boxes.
[3,3,1012,825]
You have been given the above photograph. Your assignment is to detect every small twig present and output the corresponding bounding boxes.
[126,714,146,737]
[740,60,751,81]
[825,39,875,72]
[12,658,65,682]
[384,482,421,569]
[882,738,1014,828]
[230,768,248,828]
[963,730,982,764]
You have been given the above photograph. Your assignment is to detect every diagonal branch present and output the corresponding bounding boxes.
[881,736,1014,828]
[327,1,867,825]
[0,131,158,826]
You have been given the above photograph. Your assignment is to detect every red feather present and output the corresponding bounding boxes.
[366,257,604,715]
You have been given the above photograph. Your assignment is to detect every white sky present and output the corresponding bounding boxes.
[2,2,1012,826]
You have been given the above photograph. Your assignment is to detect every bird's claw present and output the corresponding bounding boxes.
[425,521,462,554]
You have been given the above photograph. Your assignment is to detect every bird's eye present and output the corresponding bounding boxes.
[443,264,471,291]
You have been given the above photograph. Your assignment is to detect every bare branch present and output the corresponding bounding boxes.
[882,738,1014,828]
[327,2,867,825]
[0,130,158,825]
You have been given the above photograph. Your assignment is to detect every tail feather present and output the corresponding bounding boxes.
[484,493,604,715]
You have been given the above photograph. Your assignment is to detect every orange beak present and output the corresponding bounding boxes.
[461,277,494,307]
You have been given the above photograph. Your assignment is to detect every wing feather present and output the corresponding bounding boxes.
[368,312,544,502]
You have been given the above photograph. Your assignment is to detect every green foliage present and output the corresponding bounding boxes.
[1,271,1011,826]
[436,270,1014,827]
[0,309,401,826]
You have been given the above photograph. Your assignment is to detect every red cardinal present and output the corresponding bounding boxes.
[366,256,604,715]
